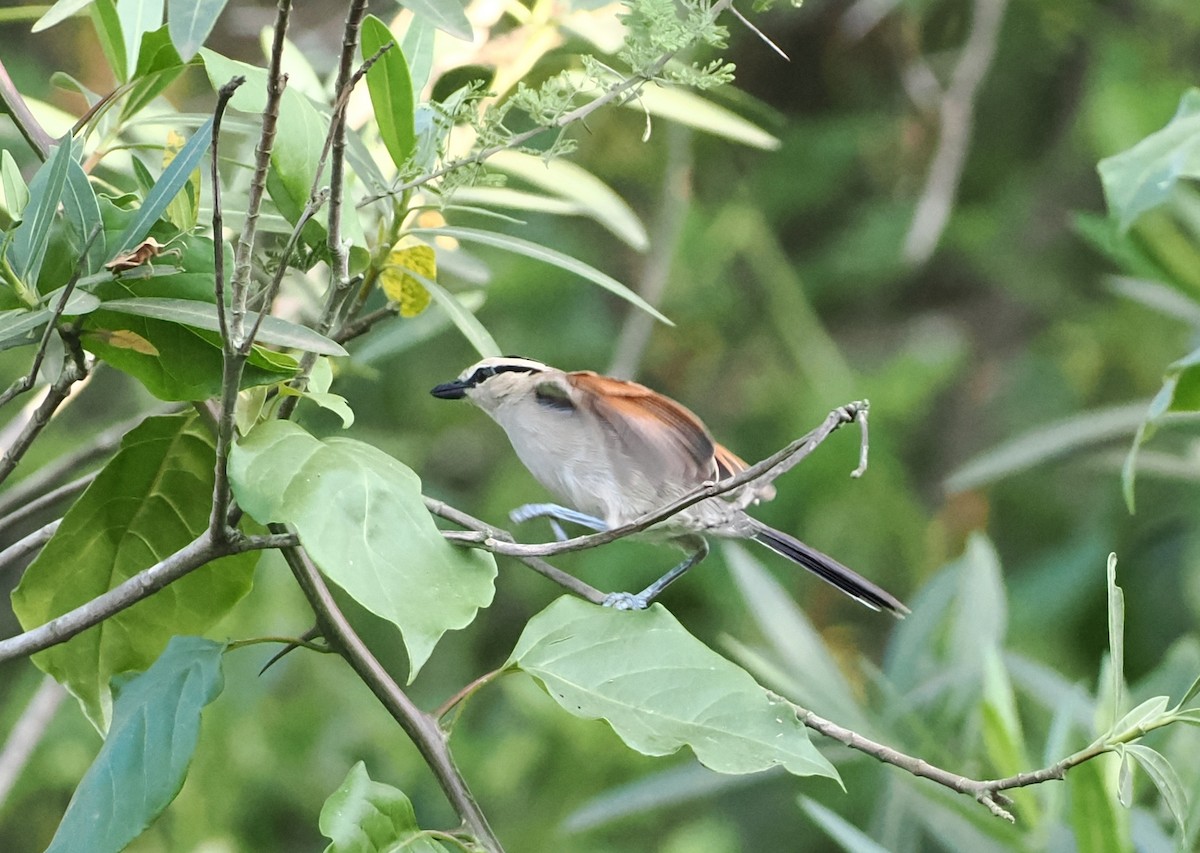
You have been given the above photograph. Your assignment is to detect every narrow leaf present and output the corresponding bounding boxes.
[1110,695,1169,736]
[89,0,127,83]
[229,421,496,679]
[10,415,258,729]
[8,133,73,290]
[508,596,839,781]
[0,150,30,227]
[488,150,648,250]
[61,157,106,273]
[398,0,472,41]
[320,762,449,853]
[410,226,672,325]
[112,118,213,256]
[361,15,416,172]
[116,0,163,81]
[33,0,98,32]
[98,297,348,355]
[168,0,228,61]
[44,637,225,853]
[799,797,890,853]
[1125,744,1188,838]
[1108,553,1126,729]
[412,272,499,358]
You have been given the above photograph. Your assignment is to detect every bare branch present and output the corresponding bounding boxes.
[0,518,61,578]
[0,531,298,664]
[902,0,1008,265]
[437,401,867,561]
[277,539,505,852]
[0,677,64,810]
[0,357,89,488]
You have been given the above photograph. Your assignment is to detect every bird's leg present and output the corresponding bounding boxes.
[603,537,710,611]
[509,503,608,541]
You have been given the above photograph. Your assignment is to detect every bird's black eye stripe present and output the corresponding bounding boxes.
[467,363,542,386]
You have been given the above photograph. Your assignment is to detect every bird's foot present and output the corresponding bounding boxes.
[602,591,649,611]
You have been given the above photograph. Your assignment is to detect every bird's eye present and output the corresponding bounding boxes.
[469,366,496,385]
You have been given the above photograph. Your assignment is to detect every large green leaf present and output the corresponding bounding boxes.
[121,25,188,121]
[508,596,839,780]
[11,415,258,729]
[116,0,164,81]
[99,296,348,355]
[398,0,471,41]
[33,0,99,32]
[1099,89,1200,232]
[44,637,225,853]
[361,15,415,173]
[228,421,496,679]
[320,762,450,853]
[82,312,297,401]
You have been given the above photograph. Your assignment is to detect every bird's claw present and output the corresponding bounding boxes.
[602,592,649,611]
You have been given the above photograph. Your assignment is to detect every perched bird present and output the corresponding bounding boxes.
[431,356,907,616]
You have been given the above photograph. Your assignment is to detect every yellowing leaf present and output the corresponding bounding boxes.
[380,242,435,318]
[90,328,161,356]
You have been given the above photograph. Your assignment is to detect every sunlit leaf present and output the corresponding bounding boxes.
[10,415,258,729]
[411,225,671,325]
[1107,553,1125,731]
[398,0,471,41]
[508,596,839,780]
[379,241,434,317]
[115,0,164,82]
[43,637,225,853]
[229,421,496,679]
[33,0,98,32]
[320,762,449,853]
[168,0,228,61]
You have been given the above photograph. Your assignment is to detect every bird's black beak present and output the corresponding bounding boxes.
[430,379,469,400]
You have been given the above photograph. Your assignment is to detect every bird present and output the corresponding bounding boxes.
[431,356,908,617]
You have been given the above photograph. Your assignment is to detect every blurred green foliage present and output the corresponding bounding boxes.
[3,0,1200,850]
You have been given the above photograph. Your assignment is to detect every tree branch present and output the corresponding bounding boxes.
[902,0,1008,265]
[0,531,298,664]
[0,356,89,488]
[0,518,61,578]
[436,401,868,561]
[277,540,505,852]
[0,677,64,810]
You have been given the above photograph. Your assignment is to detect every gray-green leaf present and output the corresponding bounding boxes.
[508,596,839,780]
[320,762,449,853]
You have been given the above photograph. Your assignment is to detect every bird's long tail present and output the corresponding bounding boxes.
[748,519,909,618]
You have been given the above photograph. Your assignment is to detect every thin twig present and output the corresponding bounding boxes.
[0,531,299,664]
[278,541,505,852]
[0,518,61,577]
[436,402,866,561]
[211,75,246,347]
[424,498,606,604]
[358,0,739,207]
[792,698,1113,822]
[0,410,161,519]
[332,304,395,344]
[902,0,1008,265]
[0,357,88,488]
[0,224,102,410]
[0,472,94,539]
[0,677,65,810]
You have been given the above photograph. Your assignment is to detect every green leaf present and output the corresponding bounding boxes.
[228,421,496,679]
[398,0,472,41]
[89,0,127,83]
[116,0,164,81]
[411,226,672,325]
[628,83,780,150]
[10,415,257,729]
[1125,744,1188,838]
[7,133,73,292]
[319,762,450,853]
[62,157,106,274]
[1069,756,1131,853]
[402,268,499,358]
[0,150,30,229]
[944,402,1151,493]
[1107,553,1126,730]
[799,797,890,853]
[488,150,648,250]
[33,0,98,32]
[1176,671,1200,710]
[950,534,1008,678]
[167,0,228,61]
[1123,346,1200,509]
[0,291,102,351]
[112,119,213,256]
[400,14,435,97]
[99,297,348,356]
[361,15,416,172]
[44,637,225,853]
[1099,89,1200,232]
[122,25,188,120]
[508,596,839,780]
[83,313,296,401]
[1110,695,1169,736]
